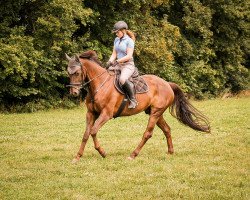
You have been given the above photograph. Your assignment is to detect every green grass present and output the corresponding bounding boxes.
[0,97,249,200]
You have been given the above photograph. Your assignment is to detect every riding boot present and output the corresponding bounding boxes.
[122,80,138,109]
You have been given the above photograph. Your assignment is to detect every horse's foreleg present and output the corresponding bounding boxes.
[72,111,95,164]
[156,115,174,154]
[128,113,160,160]
[90,112,110,158]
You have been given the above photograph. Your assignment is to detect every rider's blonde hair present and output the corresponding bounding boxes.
[121,29,136,41]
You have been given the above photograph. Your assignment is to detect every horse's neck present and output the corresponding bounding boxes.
[82,59,107,90]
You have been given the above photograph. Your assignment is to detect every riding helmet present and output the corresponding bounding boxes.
[112,21,128,32]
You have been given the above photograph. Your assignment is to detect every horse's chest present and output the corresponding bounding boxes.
[89,99,106,113]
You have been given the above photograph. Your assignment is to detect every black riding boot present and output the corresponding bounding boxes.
[122,80,138,109]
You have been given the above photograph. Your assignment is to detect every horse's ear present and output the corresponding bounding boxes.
[75,55,80,62]
[65,53,71,61]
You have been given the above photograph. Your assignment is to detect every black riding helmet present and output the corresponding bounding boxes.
[112,21,128,32]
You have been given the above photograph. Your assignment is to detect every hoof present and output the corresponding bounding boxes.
[101,152,107,158]
[72,157,80,164]
[167,150,174,155]
[127,156,135,160]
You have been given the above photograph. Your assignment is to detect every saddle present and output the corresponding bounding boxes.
[113,69,149,94]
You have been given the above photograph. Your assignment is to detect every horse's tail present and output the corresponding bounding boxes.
[169,82,211,133]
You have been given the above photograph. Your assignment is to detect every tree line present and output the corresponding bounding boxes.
[0,0,249,112]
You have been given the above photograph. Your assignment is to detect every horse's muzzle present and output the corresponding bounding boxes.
[66,83,82,97]
[70,87,80,97]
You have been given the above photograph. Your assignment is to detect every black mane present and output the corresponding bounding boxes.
[79,50,103,66]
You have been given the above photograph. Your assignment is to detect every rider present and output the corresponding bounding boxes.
[106,21,138,109]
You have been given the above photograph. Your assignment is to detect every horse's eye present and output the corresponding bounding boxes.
[75,72,79,76]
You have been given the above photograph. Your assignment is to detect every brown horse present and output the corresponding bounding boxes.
[66,50,210,163]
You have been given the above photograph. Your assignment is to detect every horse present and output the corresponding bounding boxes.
[66,50,210,163]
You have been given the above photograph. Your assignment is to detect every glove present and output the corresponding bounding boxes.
[106,61,113,68]
[113,60,119,66]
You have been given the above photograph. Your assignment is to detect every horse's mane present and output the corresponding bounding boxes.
[79,50,103,66]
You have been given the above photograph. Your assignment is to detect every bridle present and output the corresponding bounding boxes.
[66,61,109,96]
[66,63,86,89]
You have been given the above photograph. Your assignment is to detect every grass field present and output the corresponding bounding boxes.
[0,97,249,200]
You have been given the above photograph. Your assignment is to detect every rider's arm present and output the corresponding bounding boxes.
[117,47,134,63]
[108,46,117,62]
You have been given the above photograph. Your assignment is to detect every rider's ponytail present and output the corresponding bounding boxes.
[126,30,136,42]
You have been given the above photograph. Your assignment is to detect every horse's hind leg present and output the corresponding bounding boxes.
[157,115,174,154]
[128,110,161,160]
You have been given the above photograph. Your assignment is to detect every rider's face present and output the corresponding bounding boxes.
[116,30,123,38]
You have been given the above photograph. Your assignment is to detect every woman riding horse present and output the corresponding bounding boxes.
[66,49,210,163]
[106,21,138,109]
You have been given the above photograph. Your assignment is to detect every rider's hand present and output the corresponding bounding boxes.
[108,65,120,71]
[106,61,113,68]
[108,66,115,71]
[113,60,119,66]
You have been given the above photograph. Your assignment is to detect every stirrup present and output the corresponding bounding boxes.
[128,99,138,109]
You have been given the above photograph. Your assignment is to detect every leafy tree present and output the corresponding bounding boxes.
[0,0,249,112]
[157,0,249,96]
[0,0,95,110]
[203,0,249,93]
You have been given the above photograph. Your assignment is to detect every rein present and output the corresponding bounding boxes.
[92,74,110,96]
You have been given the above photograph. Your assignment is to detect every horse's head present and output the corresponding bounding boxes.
[65,53,86,97]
